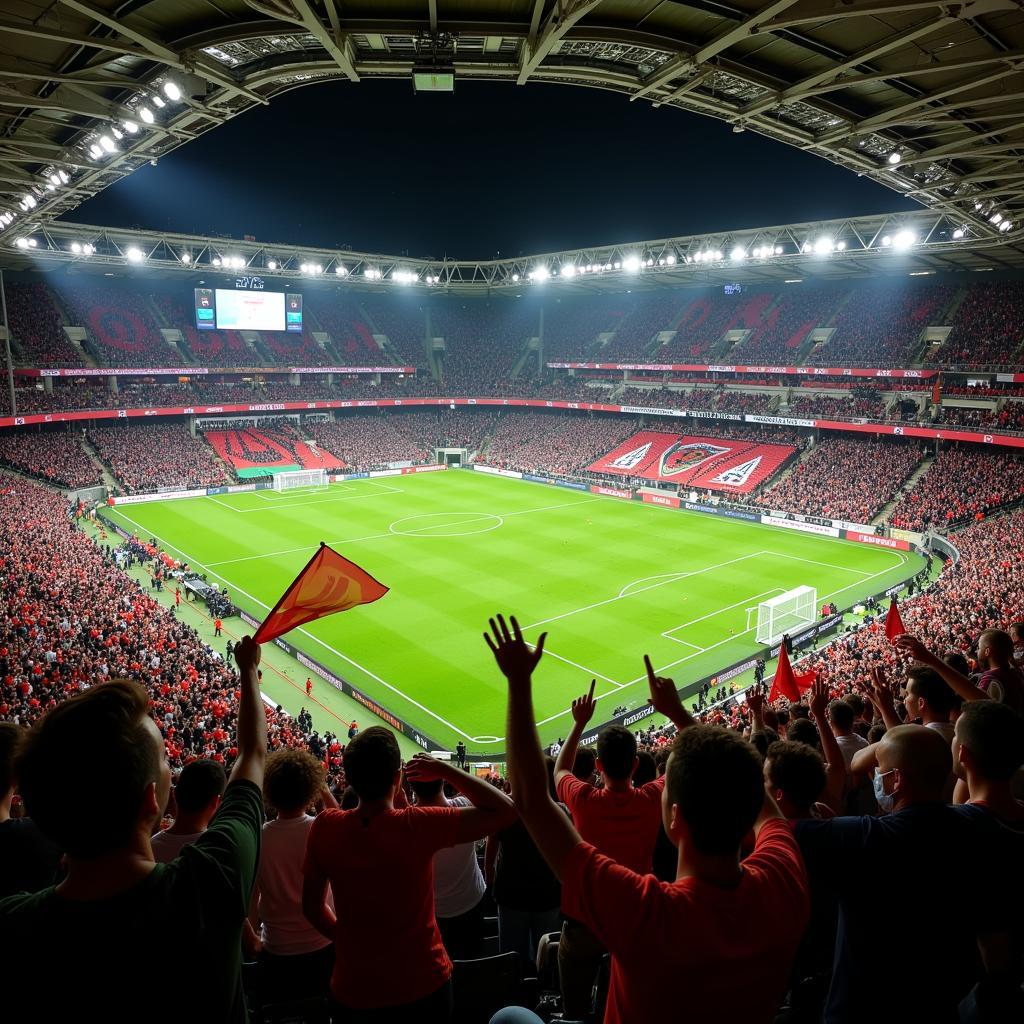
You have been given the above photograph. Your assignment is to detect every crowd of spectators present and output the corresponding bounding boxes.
[309,414,436,471]
[785,392,886,421]
[149,292,265,368]
[5,282,82,367]
[936,402,1024,433]
[0,431,100,489]
[755,437,923,523]
[888,447,1024,530]
[931,280,1024,367]
[87,424,229,493]
[731,285,846,363]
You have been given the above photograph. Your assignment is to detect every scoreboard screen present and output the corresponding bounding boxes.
[194,286,302,333]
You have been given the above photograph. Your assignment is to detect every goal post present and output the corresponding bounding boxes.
[273,468,328,491]
[752,586,817,646]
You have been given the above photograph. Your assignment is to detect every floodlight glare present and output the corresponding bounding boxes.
[892,229,916,251]
[881,235,892,247]
[990,213,1003,225]
[560,264,575,278]
[89,143,103,159]
[1000,220,1013,232]
[152,95,165,108]
[181,253,191,264]
[163,81,182,102]
[300,263,309,272]
[267,260,277,270]
[15,237,28,249]
[531,266,550,281]
[730,246,746,261]
[775,246,783,255]
[83,243,95,254]
[28,238,37,247]
[512,273,520,282]
[801,242,812,253]
[71,242,81,253]
[58,169,70,184]
[335,265,346,276]
[112,128,123,140]
[887,152,901,165]
[139,107,154,124]
[813,236,834,254]
[48,173,61,186]
[123,120,138,134]
[666,254,676,265]
[314,264,323,274]
[622,255,642,272]
[126,246,144,262]
[212,257,222,266]
[952,228,965,240]
[836,241,846,251]
[99,135,116,153]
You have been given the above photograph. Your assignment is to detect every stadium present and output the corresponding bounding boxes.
[1,2,1023,1023]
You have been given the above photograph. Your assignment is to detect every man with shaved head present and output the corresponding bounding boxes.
[796,724,1011,1024]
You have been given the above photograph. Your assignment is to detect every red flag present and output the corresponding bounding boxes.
[768,644,817,703]
[885,598,906,640]
[932,373,941,407]
[252,543,388,645]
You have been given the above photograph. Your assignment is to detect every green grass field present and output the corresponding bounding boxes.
[101,470,922,753]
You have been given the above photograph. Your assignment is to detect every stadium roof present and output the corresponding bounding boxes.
[1,0,1023,258]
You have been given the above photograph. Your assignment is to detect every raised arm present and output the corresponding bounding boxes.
[809,679,846,815]
[644,655,697,731]
[894,635,987,703]
[230,636,267,788]
[404,753,516,844]
[745,684,766,732]
[553,679,597,787]
[867,665,903,731]
[486,614,582,880]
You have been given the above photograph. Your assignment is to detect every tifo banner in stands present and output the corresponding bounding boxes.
[547,362,936,379]
[588,430,797,494]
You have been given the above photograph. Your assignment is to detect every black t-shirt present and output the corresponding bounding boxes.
[493,816,563,912]
[0,779,263,1023]
[0,817,63,898]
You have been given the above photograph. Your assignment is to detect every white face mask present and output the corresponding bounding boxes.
[873,769,895,814]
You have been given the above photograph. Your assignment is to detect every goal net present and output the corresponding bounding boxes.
[273,469,328,491]
[752,586,817,646]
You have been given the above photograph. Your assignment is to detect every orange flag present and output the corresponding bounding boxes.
[252,543,388,645]
[768,643,817,704]
[884,598,906,640]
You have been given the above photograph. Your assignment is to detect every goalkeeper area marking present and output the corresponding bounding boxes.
[100,471,921,750]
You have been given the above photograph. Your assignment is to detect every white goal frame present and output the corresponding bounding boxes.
[748,586,817,646]
[272,469,328,491]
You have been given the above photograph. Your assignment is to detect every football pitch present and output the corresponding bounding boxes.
[100,471,923,753]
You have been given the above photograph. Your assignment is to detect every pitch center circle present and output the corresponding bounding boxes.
[388,512,504,538]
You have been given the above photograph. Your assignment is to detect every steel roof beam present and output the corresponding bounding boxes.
[518,0,602,85]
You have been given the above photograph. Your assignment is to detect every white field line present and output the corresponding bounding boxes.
[522,551,768,631]
[763,550,873,576]
[232,482,403,512]
[107,508,479,742]
[528,645,625,690]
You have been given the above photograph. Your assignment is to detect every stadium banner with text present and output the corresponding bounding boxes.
[682,500,760,523]
[547,362,936,379]
[226,484,257,494]
[5,397,1024,450]
[844,530,911,551]
[760,514,841,538]
[642,491,681,508]
[368,469,402,478]
[236,609,444,753]
[473,464,524,480]
[522,474,556,485]
[401,464,447,474]
[15,365,416,378]
[108,487,207,505]
[591,485,632,499]
[768,613,844,658]
[556,479,590,491]
[745,414,817,428]
[329,472,370,482]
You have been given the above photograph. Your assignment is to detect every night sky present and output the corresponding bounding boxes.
[63,79,920,259]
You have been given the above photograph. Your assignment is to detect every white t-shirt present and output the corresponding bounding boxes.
[150,829,202,864]
[258,814,334,955]
[925,720,956,743]
[432,796,486,919]
[835,732,869,769]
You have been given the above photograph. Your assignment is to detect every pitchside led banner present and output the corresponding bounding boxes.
[252,542,388,645]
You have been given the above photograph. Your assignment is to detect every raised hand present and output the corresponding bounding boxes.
[893,634,936,665]
[644,655,688,727]
[234,635,261,673]
[403,752,449,783]
[868,665,896,710]
[746,684,765,718]
[808,677,830,720]
[571,679,597,726]
[484,614,547,681]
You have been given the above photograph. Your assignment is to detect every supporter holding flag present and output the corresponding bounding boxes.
[486,614,809,1024]
[769,643,816,704]
[0,636,267,1023]
[884,596,906,640]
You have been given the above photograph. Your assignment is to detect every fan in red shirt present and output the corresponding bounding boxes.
[301,728,515,1021]
[485,615,810,1024]
[552,674,693,1015]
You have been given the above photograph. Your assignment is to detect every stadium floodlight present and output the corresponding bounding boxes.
[112,127,123,140]
[139,106,154,124]
[888,151,901,165]
[70,242,81,253]
[162,81,182,102]
[15,237,28,249]
[83,243,94,254]
[622,254,642,272]
[88,143,103,159]
[529,266,550,282]
[836,240,846,250]
[1000,220,1013,232]
[364,268,382,280]
[21,194,37,209]
[666,253,676,265]
[612,260,621,270]
[267,259,277,270]
[892,229,916,251]
[126,246,145,262]
[989,212,1003,225]
[512,273,520,282]
[881,235,892,247]
[212,256,222,266]
[714,250,723,260]
[58,169,70,184]
[152,95,165,108]
[393,269,417,283]
[180,252,191,264]
[560,264,576,278]
[952,227,966,240]
[48,172,61,186]
[730,246,746,261]
[99,135,116,153]
[801,242,812,253]
[299,262,309,272]
[813,236,834,254]
[123,120,138,134]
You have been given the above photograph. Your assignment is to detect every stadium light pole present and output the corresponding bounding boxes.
[0,271,14,418]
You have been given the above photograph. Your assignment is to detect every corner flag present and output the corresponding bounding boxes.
[768,644,817,704]
[252,543,388,645]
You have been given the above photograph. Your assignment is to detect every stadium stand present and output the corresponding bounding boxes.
[929,281,1024,367]
[0,431,100,489]
[205,424,344,473]
[308,413,436,471]
[755,437,922,523]
[888,447,1024,530]
[149,291,264,367]
[88,423,229,493]
[4,281,83,367]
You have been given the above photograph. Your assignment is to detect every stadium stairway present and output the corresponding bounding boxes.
[873,454,934,525]
[44,283,100,367]
[80,435,119,491]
